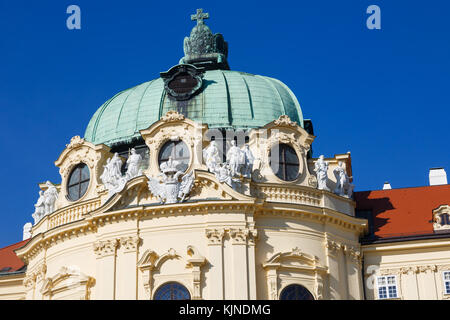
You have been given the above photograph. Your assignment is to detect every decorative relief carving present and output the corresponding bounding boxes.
[274,115,298,127]
[380,265,440,276]
[205,229,225,245]
[41,266,95,300]
[325,240,342,256]
[343,245,362,266]
[59,147,96,179]
[205,228,258,246]
[24,263,47,289]
[93,239,118,258]
[161,110,186,122]
[229,228,247,244]
[119,236,141,252]
[66,136,85,150]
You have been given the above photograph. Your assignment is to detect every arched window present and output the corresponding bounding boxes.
[153,282,191,300]
[67,163,90,201]
[269,144,300,181]
[158,140,190,172]
[441,213,450,226]
[279,284,314,300]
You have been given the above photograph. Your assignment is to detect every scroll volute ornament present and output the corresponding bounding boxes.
[55,136,111,207]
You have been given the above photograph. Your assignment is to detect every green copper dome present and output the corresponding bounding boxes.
[84,69,304,146]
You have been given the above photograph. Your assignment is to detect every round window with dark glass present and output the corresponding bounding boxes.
[269,144,300,181]
[158,140,190,172]
[280,284,314,300]
[67,163,90,201]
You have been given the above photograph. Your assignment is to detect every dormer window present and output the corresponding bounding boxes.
[433,205,450,232]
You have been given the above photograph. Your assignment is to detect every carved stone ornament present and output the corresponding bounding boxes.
[160,64,204,101]
[66,135,85,149]
[433,205,450,231]
[41,266,95,300]
[205,229,225,245]
[274,115,297,127]
[93,239,118,258]
[119,236,141,252]
[147,157,195,204]
[161,110,186,122]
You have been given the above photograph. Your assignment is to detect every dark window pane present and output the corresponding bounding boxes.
[270,144,299,181]
[81,165,90,181]
[280,284,314,300]
[67,163,90,201]
[69,169,80,185]
[68,185,79,200]
[80,181,89,197]
[154,282,191,300]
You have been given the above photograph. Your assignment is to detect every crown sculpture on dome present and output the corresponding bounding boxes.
[180,8,229,70]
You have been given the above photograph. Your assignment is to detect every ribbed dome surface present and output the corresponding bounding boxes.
[84,69,304,146]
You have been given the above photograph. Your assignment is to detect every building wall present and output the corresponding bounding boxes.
[0,273,26,300]
[363,238,450,300]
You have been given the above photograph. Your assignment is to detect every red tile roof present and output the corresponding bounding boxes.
[354,184,450,239]
[0,239,29,273]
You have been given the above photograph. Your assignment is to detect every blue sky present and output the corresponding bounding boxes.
[0,0,449,247]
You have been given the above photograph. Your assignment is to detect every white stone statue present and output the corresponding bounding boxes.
[333,161,354,198]
[32,190,46,224]
[216,163,233,185]
[100,153,127,198]
[202,141,222,173]
[242,144,254,179]
[125,148,143,180]
[226,140,245,177]
[110,153,123,180]
[43,181,58,215]
[147,157,195,204]
[314,155,330,191]
[23,223,32,240]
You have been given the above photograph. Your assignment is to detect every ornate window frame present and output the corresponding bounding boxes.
[248,115,316,187]
[138,246,206,300]
[40,266,95,300]
[262,247,328,300]
[433,205,450,232]
[140,111,208,178]
[66,162,91,202]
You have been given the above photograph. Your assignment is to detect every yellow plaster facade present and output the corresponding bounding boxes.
[3,113,371,300]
